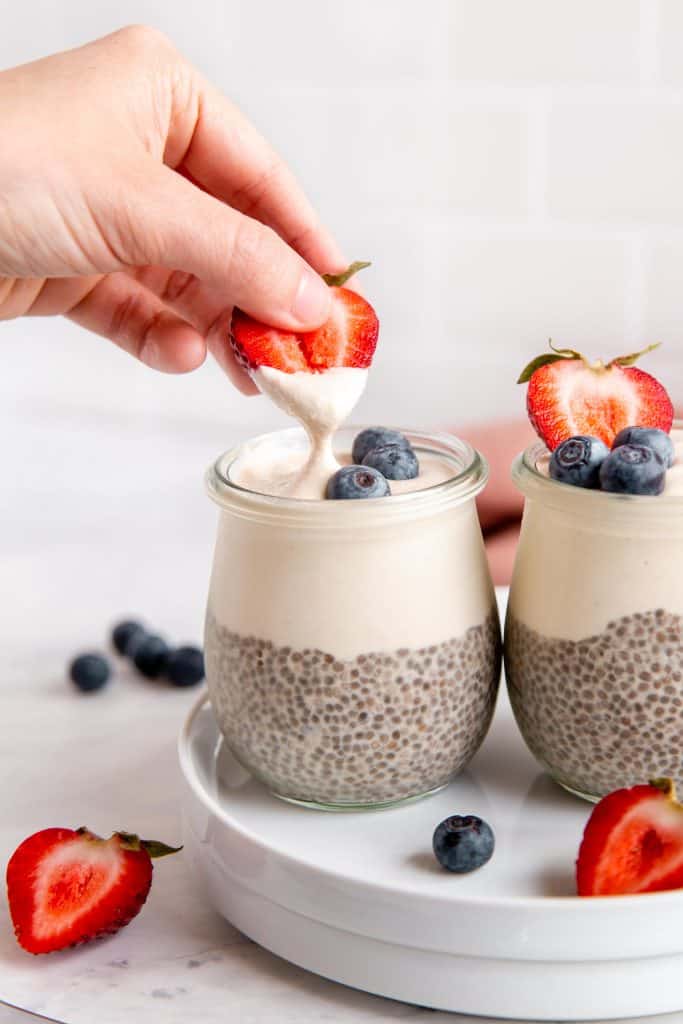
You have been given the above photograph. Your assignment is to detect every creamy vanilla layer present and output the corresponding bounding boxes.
[207,498,495,659]
[230,431,455,499]
[250,366,368,498]
[510,427,683,641]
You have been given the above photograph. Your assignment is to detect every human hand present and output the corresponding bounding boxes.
[0,26,344,390]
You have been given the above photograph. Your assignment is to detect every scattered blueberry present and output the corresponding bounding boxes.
[131,635,170,679]
[432,815,495,873]
[363,443,419,481]
[111,619,146,656]
[612,426,675,468]
[599,444,666,496]
[548,435,609,489]
[326,465,391,500]
[166,646,205,687]
[351,427,411,464]
[69,653,111,693]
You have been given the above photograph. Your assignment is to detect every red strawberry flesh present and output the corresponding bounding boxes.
[231,286,379,374]
[576,781,683,896]
[528,362,673,451]
[6,827,179,954]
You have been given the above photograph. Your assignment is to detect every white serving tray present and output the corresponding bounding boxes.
[179,683,683,1022]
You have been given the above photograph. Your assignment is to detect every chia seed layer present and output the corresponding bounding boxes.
[205,609,501,807]
[505,610,683,798]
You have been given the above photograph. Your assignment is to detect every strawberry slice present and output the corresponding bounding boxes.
[230,261,379,374]
[6,827,180,954]
[576,778,683,896]
[518,343,673,450]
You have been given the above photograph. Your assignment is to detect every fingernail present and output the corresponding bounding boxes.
[292,268,331,326]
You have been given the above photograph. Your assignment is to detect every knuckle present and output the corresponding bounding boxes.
[109,290,144,344]
[160,270,197,304]
[229,218,272,278]
[114,24,174,56]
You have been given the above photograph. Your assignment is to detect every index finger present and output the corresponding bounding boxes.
[166,74,345,276]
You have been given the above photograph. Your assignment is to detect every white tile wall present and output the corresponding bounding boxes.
[449,0,641,84]
[2,0,683,437]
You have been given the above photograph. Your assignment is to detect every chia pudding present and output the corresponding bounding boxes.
[505,428,683,801]
[206,609,501,807]
[205,427,500,809]
[505,610,683,799]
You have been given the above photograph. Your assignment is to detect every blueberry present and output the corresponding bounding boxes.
[351,427,411,464]
[69,653,111,693]
[111,619,146,656]
[548,435,609,489]
[363,443,419,481]
[131,635,170,679]
[612,426,675,468]
[600,444,666,496]
[432,815,495,873]
[325,465,390,500]
[166,646,205,687]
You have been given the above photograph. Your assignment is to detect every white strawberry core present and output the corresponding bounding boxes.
[557,363,641,435]
[32,838,122,938]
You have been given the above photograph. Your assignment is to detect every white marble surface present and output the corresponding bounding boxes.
[1,397,682,1024]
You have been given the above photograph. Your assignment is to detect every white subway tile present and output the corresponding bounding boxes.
[548,102,683,223]
[434,235,628,363]
[435,108,529,216]
[658,0,683,86]
[240,87,441,213]
[449,0,640,83]
[227,0,445,87]
[642,241,683,406]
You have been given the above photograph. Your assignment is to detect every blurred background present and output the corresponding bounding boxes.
[2,0,683,617]
[3,0,683,432]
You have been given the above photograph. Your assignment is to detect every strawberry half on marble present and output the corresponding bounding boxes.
[576,778,683,897]
[518,342,673,451]
[230,261,379,374]
[6,827,180,954]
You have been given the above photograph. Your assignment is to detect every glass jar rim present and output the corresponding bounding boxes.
[206,425,488,526]
[512,421,683,519]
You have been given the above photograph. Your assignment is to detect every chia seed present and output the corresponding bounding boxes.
[205,609,501,807]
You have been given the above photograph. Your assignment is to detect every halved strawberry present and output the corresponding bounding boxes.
[519,343,673,450]
[230,261,379,374]
[576,778,683,896]
[6,827,180,954]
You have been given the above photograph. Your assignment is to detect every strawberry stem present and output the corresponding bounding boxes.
[518,339,663,383]
[140,839,183,859]
[75,828,182,858]
[650,777,678,801]
[322,261,371,288]
[608,342,661,368]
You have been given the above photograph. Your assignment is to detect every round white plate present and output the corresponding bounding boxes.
[179,686,683,1021]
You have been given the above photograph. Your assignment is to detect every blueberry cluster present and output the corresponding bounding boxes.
[326,427,419,500]
[69,619,204,694]
[548,427,675,496]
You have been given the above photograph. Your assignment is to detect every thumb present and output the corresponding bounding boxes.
[122,165,332,330]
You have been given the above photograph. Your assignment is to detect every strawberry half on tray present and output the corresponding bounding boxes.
[230,261,379,374]
[518,342,673,450]
[577,778,683,897]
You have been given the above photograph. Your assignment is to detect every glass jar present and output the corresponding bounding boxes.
[505,436,683,802]
[204,426,501,811]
